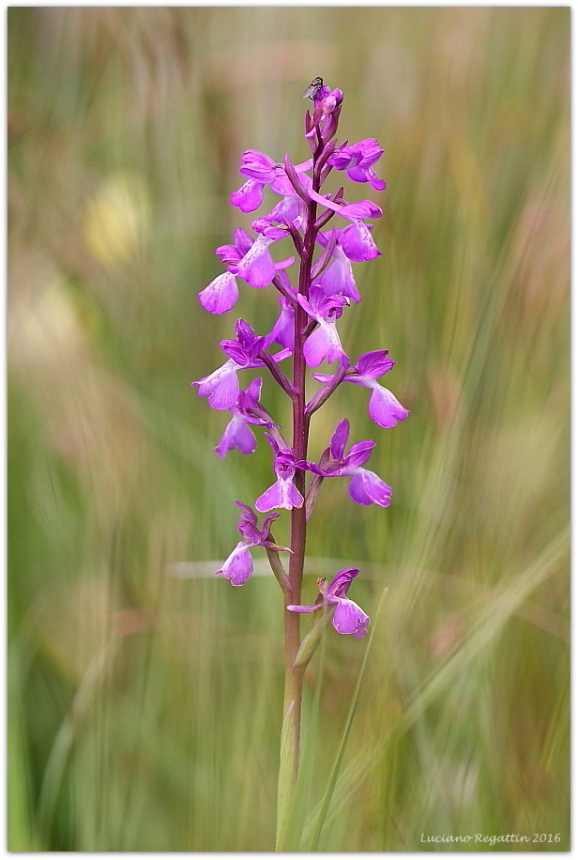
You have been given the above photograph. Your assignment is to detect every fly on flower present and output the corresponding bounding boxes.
[302,76,324,99]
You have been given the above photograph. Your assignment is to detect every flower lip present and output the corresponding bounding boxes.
[230,179,265,213]
[191,359,240,410]
[198,271,239,315]
[340,221,381,262]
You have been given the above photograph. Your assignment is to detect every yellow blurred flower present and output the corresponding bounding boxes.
[83,171,150,268]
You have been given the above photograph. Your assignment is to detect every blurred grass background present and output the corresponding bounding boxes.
[7,6,569,851]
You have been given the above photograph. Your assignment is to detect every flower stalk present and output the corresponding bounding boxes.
[191,77,408,849]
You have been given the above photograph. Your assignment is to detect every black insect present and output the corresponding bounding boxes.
[302,76,324,100]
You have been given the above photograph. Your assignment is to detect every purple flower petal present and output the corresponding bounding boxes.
[338,200,382,220]
[303,323,345,367]
[251,220,285,240]
[260,510,280,536]
[230,179,265,213]
[329,419,350,460]
[263,431,281,456]
[326,566,359,598]
[198,271,239,314]
[348,469,391,507]
[356,138,384,167]
[318,251,360,303]
[215,245,240,265]
[265,297,295,351]
[273,255,295,271]
[235,318,261,351]
[234,228,254,257]
[192,360,239,410]
[311,371,334,385]
[285,479,305,509]
[286,602,322,614]
[328,151,356,171]
[344,439,375,468]
[332,598,369,637]
[340,221,381,262]
[346,166,385,191]
[367,384,409,428]
[347,472,374,505]
[254,481,282,513]
[263,194,302,226]
[295,292,315,318]
[238,149,277,183]
[234,499,257,522]
[244,376,262,404]
[220,341,249,365]
[295,458,325,476]
[216,544,253,586]
[233,236,276,288]
[214,417,257,458]
[215,228,252,263]
[367,168,386,192]
[346,168,369,183]
[220,319,266,366]
[254,477,304,512]
[329,139,386,192]
[355,350,394,379]
[233,501,283,547]
[330,139,382,169]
